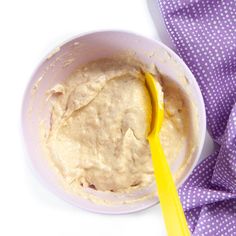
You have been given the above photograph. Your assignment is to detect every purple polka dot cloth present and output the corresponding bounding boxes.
[157,0,236,235]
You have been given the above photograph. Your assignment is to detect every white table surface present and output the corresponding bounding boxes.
[0,0,214,235]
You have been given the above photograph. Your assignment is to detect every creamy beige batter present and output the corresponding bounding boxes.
[42,58,193,198]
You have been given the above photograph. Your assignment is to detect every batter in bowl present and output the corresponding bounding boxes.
[41,57,195,201]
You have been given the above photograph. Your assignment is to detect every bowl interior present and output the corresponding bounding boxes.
[22,31,206,214]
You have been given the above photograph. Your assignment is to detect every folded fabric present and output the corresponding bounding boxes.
[157,0,236,235]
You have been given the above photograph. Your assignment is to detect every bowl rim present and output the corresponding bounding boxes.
[21,29,206,214]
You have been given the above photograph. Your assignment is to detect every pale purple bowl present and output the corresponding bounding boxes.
[22,30,206,214]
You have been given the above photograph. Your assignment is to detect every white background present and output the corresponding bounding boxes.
[0,0,214,235]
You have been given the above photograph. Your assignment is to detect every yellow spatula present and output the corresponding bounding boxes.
[145,72,190,236]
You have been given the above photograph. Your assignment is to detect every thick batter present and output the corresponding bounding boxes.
[43,58,192,196]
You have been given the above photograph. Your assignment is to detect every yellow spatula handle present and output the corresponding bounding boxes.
[148,134,191,236]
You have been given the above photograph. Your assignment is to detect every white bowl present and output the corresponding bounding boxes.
[22,30,206,214]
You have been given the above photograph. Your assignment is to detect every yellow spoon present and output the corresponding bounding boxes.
[145,72,190,236]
